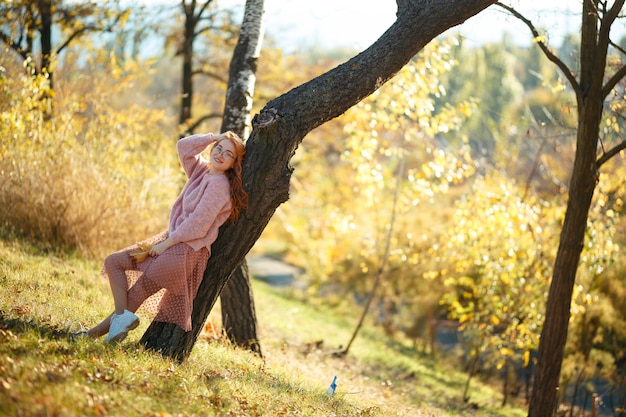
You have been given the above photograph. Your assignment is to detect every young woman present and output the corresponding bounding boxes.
[75,131,247,343]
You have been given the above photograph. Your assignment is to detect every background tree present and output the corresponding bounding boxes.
[174,0,237,130]
[492,1,626,415]
[216,0,265,356]
[435,36,523,157]
[0,0,128,90]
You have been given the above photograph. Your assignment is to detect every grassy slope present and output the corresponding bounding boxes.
[0,238,527,417]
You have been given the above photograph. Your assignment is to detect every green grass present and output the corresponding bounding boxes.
[0,237,528,416]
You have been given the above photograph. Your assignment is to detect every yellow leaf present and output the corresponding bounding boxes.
[532,34,547,44]
[459,313,472,323]
[500,347,515,356]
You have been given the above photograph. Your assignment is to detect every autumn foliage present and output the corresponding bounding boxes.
[0,54,180,258]
[1,2,626,413]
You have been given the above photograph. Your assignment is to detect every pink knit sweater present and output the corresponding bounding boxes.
[168,134,232,253]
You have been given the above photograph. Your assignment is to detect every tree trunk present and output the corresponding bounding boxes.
[140,0,497,362]
[218,0,265,356]
[528,0,625,414]
[220,0,263,138]
[179,1,197,126]
[37,0,52,83]
[221,260,262,355]
[37,0,54,115]
[528,103,600,417]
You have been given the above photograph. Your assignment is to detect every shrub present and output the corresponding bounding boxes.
[0,58,181,258]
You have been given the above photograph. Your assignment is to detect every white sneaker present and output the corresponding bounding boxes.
[105,310,139,343]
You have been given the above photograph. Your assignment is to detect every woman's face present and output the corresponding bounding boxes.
[210,139,237,173]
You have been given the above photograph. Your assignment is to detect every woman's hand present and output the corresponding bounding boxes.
[149,237,174,257]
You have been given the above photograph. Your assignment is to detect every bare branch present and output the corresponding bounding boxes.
[495,2,580,95]
[55,11,128,56]
[610,39,626,56]
[194,25,215,37]
[194,10,227,38]
[55,25,100,55]
[603,64,626,98]
[191,69,228,84]
[185,113,223,133]
[601,0,625,30]
[600,0,626,98]
[197,0,214,19]
[0,31,29,60]
[596,140,626,169]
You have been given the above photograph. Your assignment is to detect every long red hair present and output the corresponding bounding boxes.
[213,131,248,222]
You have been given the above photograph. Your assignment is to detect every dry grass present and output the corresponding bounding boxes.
[0,62,180,260]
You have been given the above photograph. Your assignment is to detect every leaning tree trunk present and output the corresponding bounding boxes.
[140,0,497,362]
[218,0,265,356]
[528,0,626,414]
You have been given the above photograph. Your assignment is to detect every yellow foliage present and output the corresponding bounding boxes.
[499,347,515,356]
[0,58,180,258]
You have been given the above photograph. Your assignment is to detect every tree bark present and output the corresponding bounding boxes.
[218,0,265,356]
[179,0,199,126]
[140,0,497,362]
[37,0,52,83]
[528,0,625,415]
[37,0,54,115]
[221,260,262,355]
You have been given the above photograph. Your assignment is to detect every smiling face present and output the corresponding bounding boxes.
[210,139,237,174]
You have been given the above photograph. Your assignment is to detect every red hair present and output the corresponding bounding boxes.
[213,131,248,222]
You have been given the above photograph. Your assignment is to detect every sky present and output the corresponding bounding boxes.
[255,0,621,52]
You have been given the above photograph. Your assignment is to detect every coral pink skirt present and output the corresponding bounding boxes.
[102,232,209,331]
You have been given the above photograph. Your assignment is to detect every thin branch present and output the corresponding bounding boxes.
[197,0,214,19]
[191,1,217,38]
[522,129,548,201]
[0,31,29,60]
[596,140,626,169]
[598,0,626,98]
[184,113,223,135]
[194,25,215,37]
[55,11,128,56]
[602,63,626,99]
[194,9,230,38]
[191,69,228,84]
[495,2,580,95]
[610,39,626,56]
[339,136,407,357]
[55,25,100,55]
[600,0,625,32]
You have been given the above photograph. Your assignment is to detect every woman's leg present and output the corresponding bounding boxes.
[127,276,163,312]
[85,280,162,339]
[85,251,135,338]
[86,312,114,338]
[103,251,135,315]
